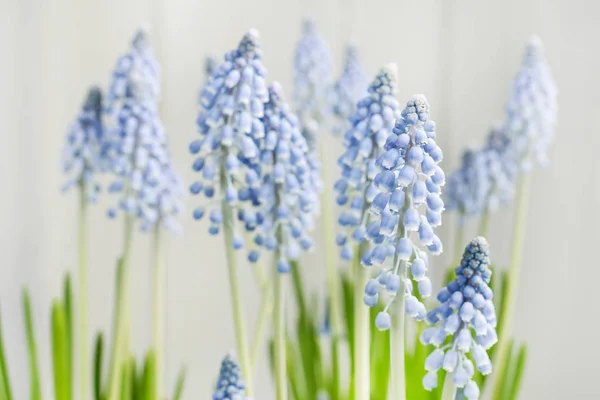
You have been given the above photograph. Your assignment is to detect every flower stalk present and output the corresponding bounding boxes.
[152,224,164,400]
[77,184,89,400]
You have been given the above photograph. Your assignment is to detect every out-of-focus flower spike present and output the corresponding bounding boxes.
[331,44,369,135]
[294,19,333,141]
[213,354,249,400]
[61,87,104,202]
[504,36,557,171]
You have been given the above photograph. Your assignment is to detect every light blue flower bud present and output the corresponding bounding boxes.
[375,311,391,331]
[425,349,444,372]
[404,208,420,231]
[422,371,438,391]
[396,237,413,260]
[418,277,432,298]
[363,294,379,307]
[463,380,480,400]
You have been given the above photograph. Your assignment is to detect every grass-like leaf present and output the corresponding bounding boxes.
[142,350,156,400]
[51,300,72,400]
[22,289,42,400]
[0,307,13,400]
[93,333,104,400]
[172,367,186,400]
[63,274,73,396]
[509,344,527,400]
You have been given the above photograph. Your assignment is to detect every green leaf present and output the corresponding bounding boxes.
[63,274,73,395]
[341,273,355,366]
[0,306,13,400]
[509,344,527,400]
[120,359,131,400]
[22,289,42,400]
[172,367,186,400]
[290,261,308,316]
[93,333,104,400]
[498,339,515,400]
[286,338,306,400]
[295,314,320,399]
[142,350,156,400]
[51,300,72,400]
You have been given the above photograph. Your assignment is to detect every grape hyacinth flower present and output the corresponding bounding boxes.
[249,82,318,270]
[107,29,160,105]
[213,354,249,400]
[255,82,319,399]
[363,95,445,328]
[294,19,333,144]
[331,44,369,135]
[62,87,104,202]
[61,85,104,400]
[191,29,268,244]
[444,149,490,219]
[335,63,400,400]
[335,63,400,262]
[421,237,497,400]
[190,29,270,396]
[504,35,557,172]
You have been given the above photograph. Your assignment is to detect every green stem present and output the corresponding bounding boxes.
[107,214,134,400]
[273,270,287,400]
[353,242,370,400]
[152,225,164,400]
[220,167,253,397]
[441,371,456,400]
[390,302,406,400]
[319,138,341,398]
[478,210,491,238]
[251,286,273,369]
[78,186,89,400]
[453,214,465,264]
[490,173,531,400]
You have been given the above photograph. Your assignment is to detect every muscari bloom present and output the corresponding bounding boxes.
[444,149,490,218]
[504,36,557,172]
[294,19,333,147]
[331,44,369,135]
[190,29,269,247]
[246,82,319,271]
[334,64,401,262]
[104,30,182,231]
[421,237,497,399]
[213,354,248,400]
[361,95,445,330]
[62,87,104,202]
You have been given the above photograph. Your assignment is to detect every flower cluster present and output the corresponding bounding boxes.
[445,125,516,217]
[444,149,490,217]
[421,237,497,399]
[504,36,557,171]
[107,29,160,105]
[104,30,182,231]
[190,29,269,244]
[360,95,445,329]
[294,19,333,144]
[334,64,401,262]
[213,354,248,400]
[61,87,104,202]
[331,44,369,135]
[244,82,319,270]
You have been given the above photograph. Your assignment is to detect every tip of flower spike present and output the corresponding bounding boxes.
[84,86,103,110]
[302,18,316,33]
[132,27,152,51]
[523,35,546,65]
[383,63,398,80]
[369,63,397,95]
[238,29,262,58]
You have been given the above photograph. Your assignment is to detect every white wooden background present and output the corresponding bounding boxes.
[1,0,599,399]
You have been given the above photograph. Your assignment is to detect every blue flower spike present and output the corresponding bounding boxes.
[62,87,104,202]
[504,36,557,172]
[213,354,249,400]
[104,29,182,232]
[361,94,446,329]
[421,237,497,399]
[335,63,401,262]
[248,81,319,267]
[192,29,270,246]
[331,44,369,135]
[294,19,333,137]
